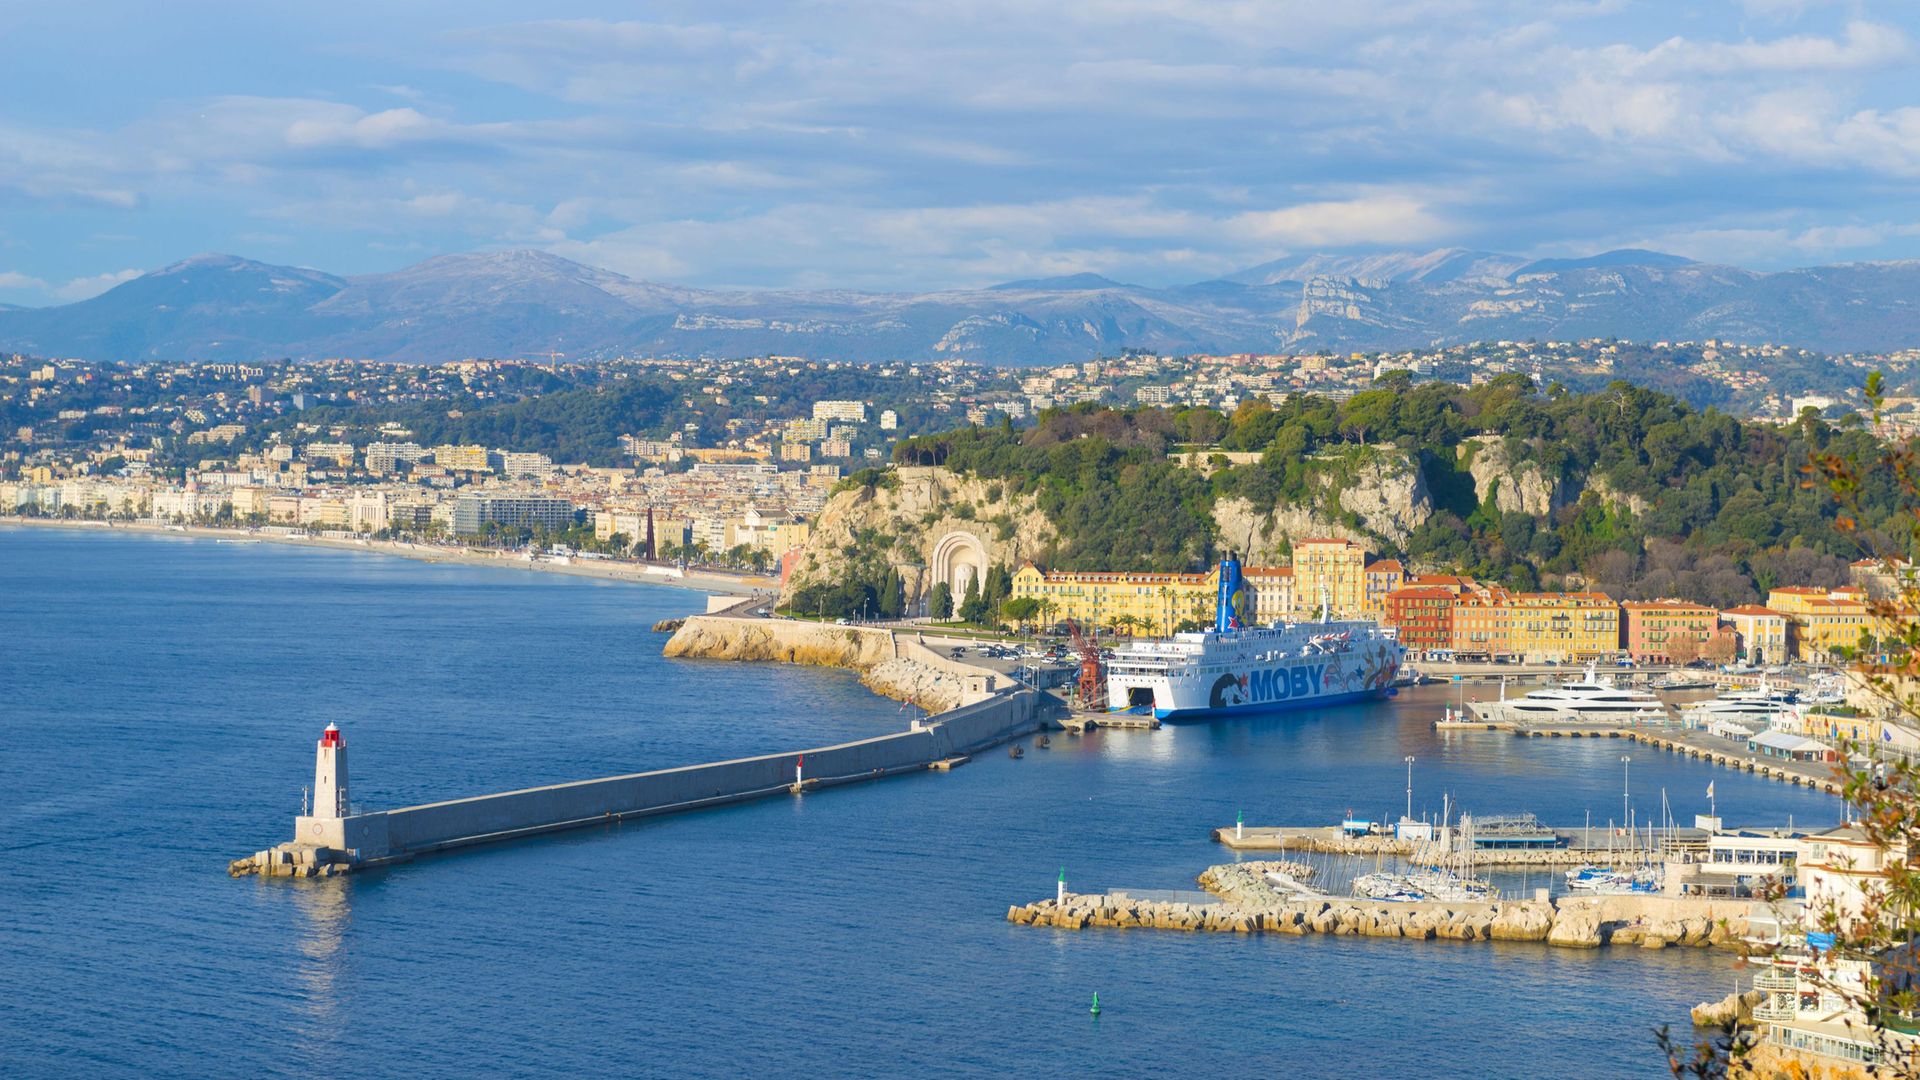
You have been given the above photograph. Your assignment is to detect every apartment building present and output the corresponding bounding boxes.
[1619,599,1720,663]
[1451,590,1620,662]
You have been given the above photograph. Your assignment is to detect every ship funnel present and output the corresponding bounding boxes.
[1215,551,1245,633]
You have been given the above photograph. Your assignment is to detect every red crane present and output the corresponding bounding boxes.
[1067,619,1105,708]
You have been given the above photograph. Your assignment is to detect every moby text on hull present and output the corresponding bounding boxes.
[1104,553,1404,722]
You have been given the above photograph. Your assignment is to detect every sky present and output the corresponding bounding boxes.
[2,1,1919,305]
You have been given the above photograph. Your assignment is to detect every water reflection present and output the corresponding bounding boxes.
[290,878,352,1031]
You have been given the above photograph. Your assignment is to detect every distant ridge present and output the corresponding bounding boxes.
[1513,249,1696,276]
[988,273,1132,291]
[1,246,1917,363]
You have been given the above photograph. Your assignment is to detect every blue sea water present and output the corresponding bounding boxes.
[0,527,1842,1078]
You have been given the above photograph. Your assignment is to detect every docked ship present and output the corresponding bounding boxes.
[1104,553,1404,721]
[1679,680,1800,728]
[1471,663,1668,724]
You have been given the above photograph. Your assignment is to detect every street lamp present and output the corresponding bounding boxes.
[1620,755,1632,831]
[1404,756,1415,821]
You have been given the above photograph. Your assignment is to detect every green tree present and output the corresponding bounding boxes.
[958,574,987,624]
[929,581,953,620]
[1002,596,1042,631]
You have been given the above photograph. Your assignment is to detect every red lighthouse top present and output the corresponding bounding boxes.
[320,723,342,748]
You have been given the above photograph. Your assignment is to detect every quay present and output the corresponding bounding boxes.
[1442,720,1847,795]
[1211,823,1716,864]
[1058,711,1160,733]
[233,688,1052,878]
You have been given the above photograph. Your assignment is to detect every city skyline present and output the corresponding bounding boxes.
[4,2,1920,307]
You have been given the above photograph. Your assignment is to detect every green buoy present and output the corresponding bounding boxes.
[1090,992,1101,1017]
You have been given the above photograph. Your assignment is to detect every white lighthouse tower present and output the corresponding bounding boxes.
[313,722,348,819]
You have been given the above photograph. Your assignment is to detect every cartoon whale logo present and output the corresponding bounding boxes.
[1209,672,1249,709]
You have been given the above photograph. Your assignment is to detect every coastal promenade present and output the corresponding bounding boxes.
[0,516,777,596]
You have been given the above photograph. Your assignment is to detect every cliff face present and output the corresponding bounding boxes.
[661,615,976,712]
[1462,435,1570,517]
[779,466,1057,605]
[663,618,895,668]
[1211,445,1432,559]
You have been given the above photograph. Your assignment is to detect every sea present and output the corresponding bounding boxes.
[0,526,1842,1078]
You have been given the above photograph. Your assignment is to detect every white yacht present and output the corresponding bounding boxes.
[1679,680,1799,724]
[1472,663,1668,724]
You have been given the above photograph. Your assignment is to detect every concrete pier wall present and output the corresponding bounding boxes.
[298,688,1047,865]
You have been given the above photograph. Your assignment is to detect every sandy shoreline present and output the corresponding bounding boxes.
[0,516,779,599]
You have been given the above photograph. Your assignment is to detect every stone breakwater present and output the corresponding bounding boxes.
[1008,865,1757,950]
[1197,861,1318,904]
[663,616,971,713]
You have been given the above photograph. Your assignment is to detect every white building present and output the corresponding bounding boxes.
[812,400,867,423]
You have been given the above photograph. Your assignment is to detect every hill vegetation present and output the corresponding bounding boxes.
[892,375,1901,605]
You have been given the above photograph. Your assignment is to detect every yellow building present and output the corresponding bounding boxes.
[1451,590,1620,662]
[1289,538,1403,619]
[432,444,491,472]
[1721,605,1792,665]
[1011,564,1220,635]
[1766,587,1880,659]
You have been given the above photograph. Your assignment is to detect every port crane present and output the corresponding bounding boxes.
[1067,619,1105,708]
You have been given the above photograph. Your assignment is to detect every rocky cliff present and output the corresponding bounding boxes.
[1462,435,1570,517]
[1211,445,1432,559]
[662,615,972,711]
[779,466,1058,605]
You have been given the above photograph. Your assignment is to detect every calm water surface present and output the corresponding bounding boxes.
[0,527,1842,1078]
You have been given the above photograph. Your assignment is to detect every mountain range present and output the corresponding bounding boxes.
[2,247,1918,365]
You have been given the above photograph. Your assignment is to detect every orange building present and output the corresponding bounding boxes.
[1620,599,1720,663]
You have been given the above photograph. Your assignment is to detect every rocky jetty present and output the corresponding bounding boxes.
[1007,865,1753,952]
[1196,861,1319,905]
[1692,988,1766,1027]
[861,657,965,713]
[229,843,355,878]
[651,617,685,633]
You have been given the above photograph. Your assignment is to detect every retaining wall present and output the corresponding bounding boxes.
[314,689,1047,863]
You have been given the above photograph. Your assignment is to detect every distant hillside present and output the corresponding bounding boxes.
[3,247,1918,364]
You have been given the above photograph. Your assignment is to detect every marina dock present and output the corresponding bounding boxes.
[1433,720,1847,795]
[234,688,1052,878]
[1210,823,1714,864]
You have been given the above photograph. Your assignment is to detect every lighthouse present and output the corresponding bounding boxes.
[313,722,348,819]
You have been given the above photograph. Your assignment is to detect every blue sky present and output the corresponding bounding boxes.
[2,1,1919,305]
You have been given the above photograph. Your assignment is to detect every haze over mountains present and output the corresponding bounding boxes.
[2,247,1917,365]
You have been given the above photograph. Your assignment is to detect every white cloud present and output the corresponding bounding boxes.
[54,269,142,301]
[0,270,48,290]
[1230,196,1452,248]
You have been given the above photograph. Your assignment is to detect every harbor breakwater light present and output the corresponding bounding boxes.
[233,688,1052,878]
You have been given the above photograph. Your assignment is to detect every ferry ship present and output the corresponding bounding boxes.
[1104,553,1404,721]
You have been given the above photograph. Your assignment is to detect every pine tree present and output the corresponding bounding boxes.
[929,582,953,620]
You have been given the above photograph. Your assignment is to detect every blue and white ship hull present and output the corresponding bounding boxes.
[1104,554,1404,723]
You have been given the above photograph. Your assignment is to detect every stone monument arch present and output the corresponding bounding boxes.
[930,530,988,598]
